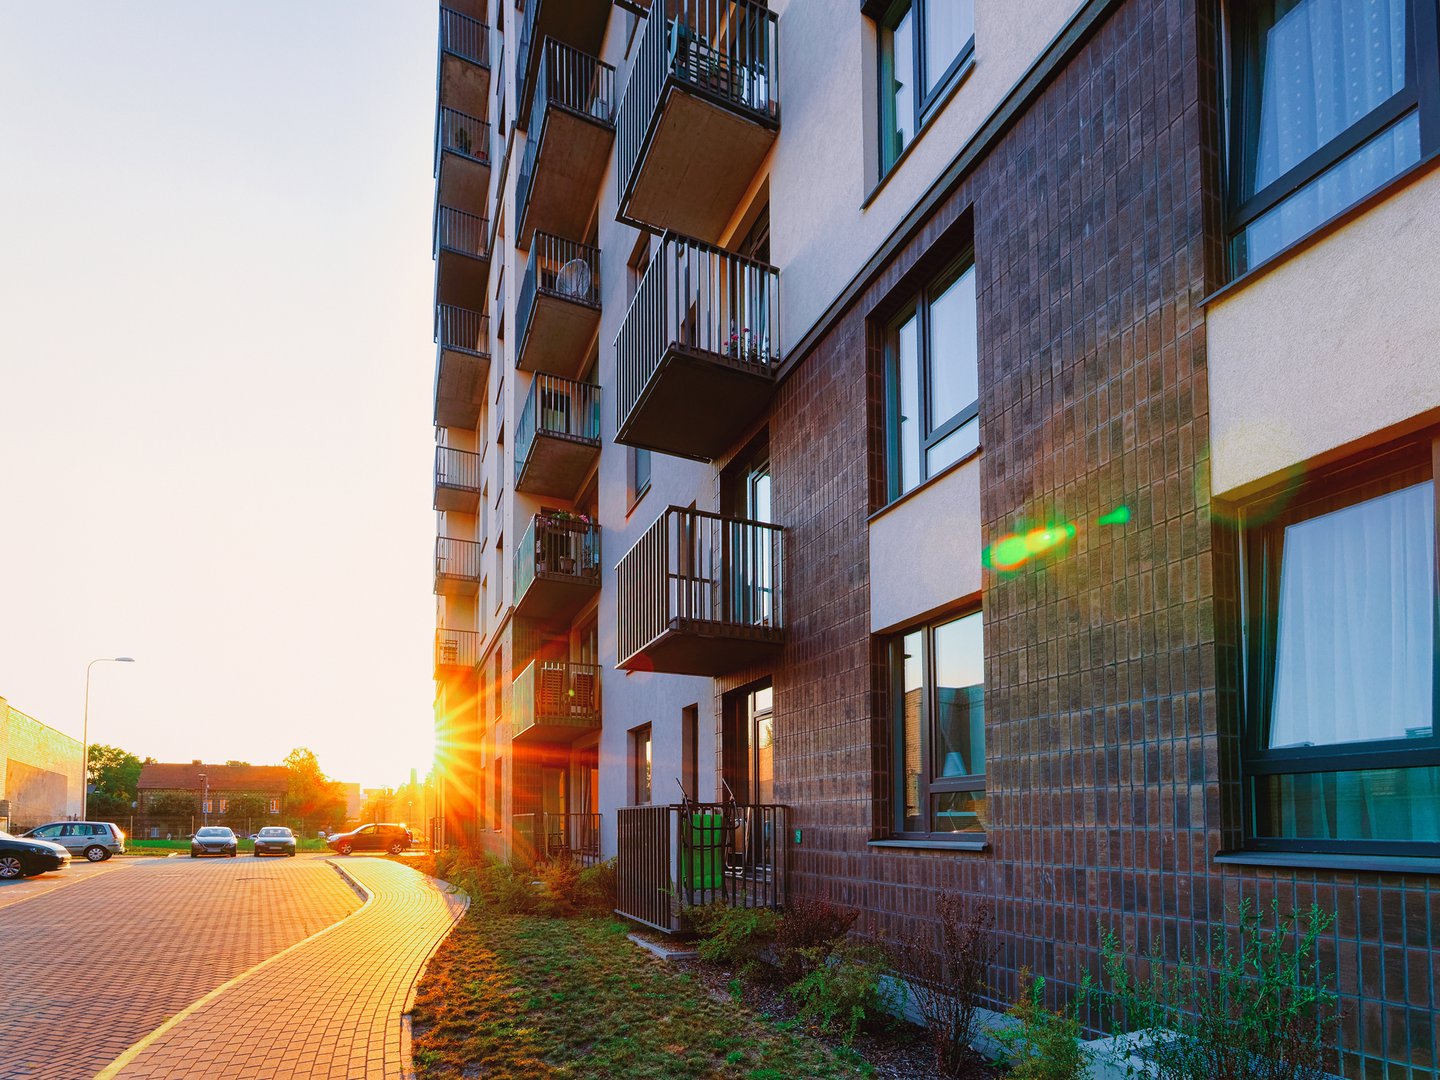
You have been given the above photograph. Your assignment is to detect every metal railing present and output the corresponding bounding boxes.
[435,445,481,492]
[434,536,482,583]
[515,374,602,479]
[513,811,604,867]
[615,233,779,432]
[616,802,788,932]
[517,233,602,352]
[434,627,481,669]
[514,512,602,599]
[513,659,602,733]
[616,0,779,203]
[618,506,783,666]
[436,304,490,355]
[517,39,616,225]
[516,0,539,112]
[440,7,491,67]
[435,206,490,259]
[437,107,492,168]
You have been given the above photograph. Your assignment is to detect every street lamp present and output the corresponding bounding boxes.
[82,657,136,820]
[198,772,209,827]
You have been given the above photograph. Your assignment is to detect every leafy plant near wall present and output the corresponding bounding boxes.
[994,969,1088,1080]
[774,897,859,983]
[1097,900,1339,1080]
[898,893,996,1078]
[686,902,782,977]
[785,939,903,1046]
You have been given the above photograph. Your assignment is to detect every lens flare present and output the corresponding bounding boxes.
[983,507,1130,572]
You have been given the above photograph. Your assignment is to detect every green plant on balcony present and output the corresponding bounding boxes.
[453,123,473,156]
[726,326,764,365]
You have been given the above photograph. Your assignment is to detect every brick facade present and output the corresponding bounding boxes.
[0,696,84,829]
[137,763,290,837]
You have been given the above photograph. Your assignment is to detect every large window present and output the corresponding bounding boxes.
[889,608,986,838]
[884,257,979,501]
[1241,437,1439,854]
[1225,0,1440,273]
[878,0,975,173]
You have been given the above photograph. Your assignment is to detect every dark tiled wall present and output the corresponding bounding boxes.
[749,0,1437,1075]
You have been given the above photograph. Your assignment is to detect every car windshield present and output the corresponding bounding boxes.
[258,828,291,837]
[196,828,231,837]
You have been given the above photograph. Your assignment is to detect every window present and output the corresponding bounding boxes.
[878,0,975,174]
[884,257,979,501]
[202,799,213,814]
[218,798,229,814]
[631,724,653,804]
[268,798,280,814]
[889,608,986,837]
[628,447,652,507]
[1240,437,1439,854]
[1225,0,1440,273]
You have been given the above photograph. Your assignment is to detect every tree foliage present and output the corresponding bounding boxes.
[88,744,142,802]
[283,747,347,831]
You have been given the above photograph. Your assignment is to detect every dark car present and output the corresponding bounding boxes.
[0,829,71,880]
[190,826,238,857]
[326,823,411,856]
[252,826,297,857]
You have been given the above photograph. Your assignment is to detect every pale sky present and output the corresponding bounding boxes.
[0,3,439,788]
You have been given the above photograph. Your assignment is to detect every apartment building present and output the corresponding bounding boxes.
[431,1,1440,1073]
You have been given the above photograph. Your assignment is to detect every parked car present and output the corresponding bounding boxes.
[252,826,297,857]
[21,821,126,862]
[0,829,71,879]
[190,826,238,857]
[326,823,412,856]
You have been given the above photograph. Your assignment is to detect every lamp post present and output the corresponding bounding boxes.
[199,772,209,826]
[82,657,135,820]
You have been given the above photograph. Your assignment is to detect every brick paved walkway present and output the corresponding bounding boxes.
[106,857,468,1080]
[0,854,360,1080]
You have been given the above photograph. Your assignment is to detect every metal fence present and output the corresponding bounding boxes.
[434,536,482,584]
[434,627,481,669]
[440,6,490,67]
[437,106,492,168]
[435,445,481,492]
[435,205,490,259]
[436,304,489,354]
[515,373,602,481]
[514,512,601,599]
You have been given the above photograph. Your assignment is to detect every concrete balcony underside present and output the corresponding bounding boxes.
[519,107,613,245]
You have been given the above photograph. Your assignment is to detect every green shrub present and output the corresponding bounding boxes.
[1098,900,1339,1080]
[994,969,1087,1080]
[575,859,617,913]
[899,893,995,1078]
[774,898,858,983]
[784,940,900,1046]
[687,903,782,974]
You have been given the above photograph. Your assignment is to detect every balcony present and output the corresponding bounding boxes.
[516,40,616,246]
[616,802,788,933]
[615,0,779,242]
[514,512,601,620]
[516,0,611,129]
[517,234,602,378]
[513,812,603,867]
[435,107,492,215]
[433,305,490,429]
[438,7,491,118]
[615,234,779,461]
[512,661,602,744]
[515,373,601,499]
[434,627,481,673]
[434,536,482,596]
[617,506,782,675]
[434,445,482,512]
[434,205,490,308]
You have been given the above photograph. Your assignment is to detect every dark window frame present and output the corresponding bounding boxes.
[876,0,976,176]
[1223,0,1440,274]
[1239,432,1440,856]
[887,606,986,841]
[883,253,980,503]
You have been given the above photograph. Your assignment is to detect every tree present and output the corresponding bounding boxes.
[88,744,142,803]
[283,748,348,835]
[147,792,196,817]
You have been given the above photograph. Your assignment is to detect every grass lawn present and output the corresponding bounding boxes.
[409,909,872,1079]
[125,836,333,853]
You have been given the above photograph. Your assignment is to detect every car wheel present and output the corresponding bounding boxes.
[190,852,198,858]
[288,851,296,857]
[337,842,353,856]
[83,846,107,863]
[388,840,405,855]
[0,855,25,880]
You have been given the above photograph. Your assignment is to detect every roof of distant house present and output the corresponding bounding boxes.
[138,763,289,794]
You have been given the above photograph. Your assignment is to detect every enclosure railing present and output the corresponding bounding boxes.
[515,374,602,483]
[517,233,602,352]
[435,206,490,259]
[514,512,602,600]
[517,39,616,223]
[434,627,481,669]
[437,106,492,170]
[434,536,482,584]
[436,304,489,355]
[434,445,481,493]
[439,7,490,67]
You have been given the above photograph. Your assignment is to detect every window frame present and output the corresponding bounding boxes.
[887,606,986,841]
[1223,0,1440,274]
[1239,432,1440,856]
[631,724,653,805]
[883,254,980,503]
[877,0,977,176]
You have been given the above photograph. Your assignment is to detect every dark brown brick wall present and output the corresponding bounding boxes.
[737,1,1439,1075]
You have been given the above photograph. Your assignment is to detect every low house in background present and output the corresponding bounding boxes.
[339,781,362,823]
[136,762,288,838]
[0,695,83,830]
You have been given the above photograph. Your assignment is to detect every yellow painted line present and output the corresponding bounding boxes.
[93,859,375,1080]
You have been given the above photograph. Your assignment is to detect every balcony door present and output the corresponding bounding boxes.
[725,683,775,873]
[726,445,773,626]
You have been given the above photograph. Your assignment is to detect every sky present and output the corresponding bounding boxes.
[0,3,440,788]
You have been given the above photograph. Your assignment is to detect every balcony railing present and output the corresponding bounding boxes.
[615,0,779,238]
[437,304,489,355]
[615,233,779,459]
[617,506,783,674]
[515,374,601,496]
[434,446,482,511]
[437,107,492,167]
[434,536,482,593]
[512,660,602,742]
[514,512,601,618]
[514,812,603,867]
[516,233,602,375]
[435,206,490,259]
[434,627,481,669]
[616,802,788,933]
[440,7,491,67]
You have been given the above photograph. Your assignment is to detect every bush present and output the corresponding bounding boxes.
[427,849,540,914]
[994,969,1087,1080]
[687,902,782,975]
[1097,900,1339,1080]
[899,893,996,1078]
[785,939,901,1046]
[774,898,859,983]
[536,856,584,916]
[575,859,617,913]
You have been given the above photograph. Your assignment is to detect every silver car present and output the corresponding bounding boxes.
[22,821,126,862]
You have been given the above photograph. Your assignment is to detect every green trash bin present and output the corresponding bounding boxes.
[684,812,725,892]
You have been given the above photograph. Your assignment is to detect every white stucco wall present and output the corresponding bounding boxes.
[869,457,983,633]
[1207,167,1440,498]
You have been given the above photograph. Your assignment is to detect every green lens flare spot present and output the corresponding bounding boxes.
[1097,505,1131,526]
[986,534,1030,570]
